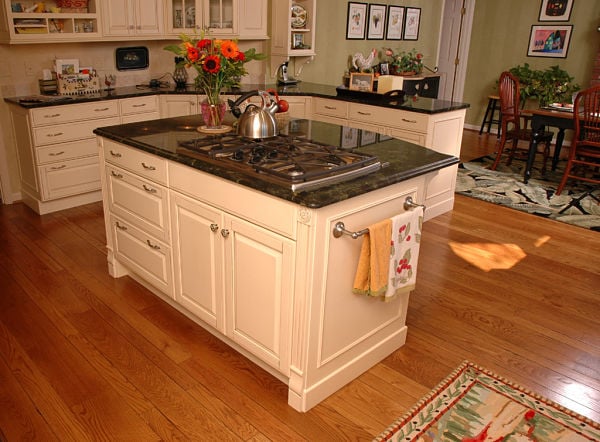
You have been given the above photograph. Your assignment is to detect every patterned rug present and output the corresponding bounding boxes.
[374,361,600,441]
[456,155,600,231]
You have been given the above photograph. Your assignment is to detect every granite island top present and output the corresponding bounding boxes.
[6,82,469,115]
[94,115,458,209]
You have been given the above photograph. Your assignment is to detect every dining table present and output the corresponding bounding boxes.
[525,107,574,183]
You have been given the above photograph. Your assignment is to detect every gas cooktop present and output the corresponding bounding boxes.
[177,133,381,192]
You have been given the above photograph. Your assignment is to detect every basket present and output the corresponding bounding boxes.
[275,111,290,131]
[55,0,89,12]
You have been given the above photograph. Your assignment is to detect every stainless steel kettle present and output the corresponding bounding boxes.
[228,90,279,139]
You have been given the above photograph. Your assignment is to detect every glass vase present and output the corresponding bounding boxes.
[200,98,227,129]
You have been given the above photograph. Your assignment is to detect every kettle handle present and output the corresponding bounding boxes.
[228,90,271,118]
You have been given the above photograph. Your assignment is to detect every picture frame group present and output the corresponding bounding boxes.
[346,2,421,41]
[527,0,575,58]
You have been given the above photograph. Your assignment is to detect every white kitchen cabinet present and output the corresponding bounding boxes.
[160,94,199,118]
[119,95,160,123]
[102,0,164,37]
[0,0,101,44]
[236,0,267,39]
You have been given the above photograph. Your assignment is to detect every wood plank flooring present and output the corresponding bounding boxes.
[1,131,598,440]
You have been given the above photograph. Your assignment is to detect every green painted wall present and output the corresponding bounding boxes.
[297,0,599,127]
[297,0,442,87]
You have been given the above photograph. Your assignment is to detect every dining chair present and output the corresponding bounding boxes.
[491,71,554,172]
[556,84,600,196]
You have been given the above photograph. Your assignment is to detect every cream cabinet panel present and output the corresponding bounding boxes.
[31,101,119,126]
[36,139,99,164]
[120,95,159,116]
[103,0,164,36]
[170,191,225,332]
[33,117,119,146]
[104,140,168,185]
[39,156,101,200]
[237,0,267,39]
[313,98,348,119]
[160,94,199,118]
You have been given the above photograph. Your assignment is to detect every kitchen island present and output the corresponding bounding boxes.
[94,115,457,412]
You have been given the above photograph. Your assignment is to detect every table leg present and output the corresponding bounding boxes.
[525,119,543,184]
[552,128,565,171]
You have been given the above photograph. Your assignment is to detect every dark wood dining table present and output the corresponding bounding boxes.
[525,107,574,183]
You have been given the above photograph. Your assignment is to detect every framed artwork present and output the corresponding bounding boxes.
[55,58,79,76]
[360,130,378,146]
[367,4,386,40]
[346,2,367,39]
[404,7,421,40]
[349,72,374,91]
[341,126,359,149]
[386,6,404,40]
[292,33,304,49]
[527,25,573,58]
[538,0,574,21]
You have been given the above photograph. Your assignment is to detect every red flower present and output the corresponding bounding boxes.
[416,53,423,59]
[525,410,535,421]
[203,55,221,73]
[197,39,212,50]
[187,46,199,62]
[406,235,411,241]
[235,51,246,62]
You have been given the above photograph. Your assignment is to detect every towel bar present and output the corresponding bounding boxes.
[333,196,425,239]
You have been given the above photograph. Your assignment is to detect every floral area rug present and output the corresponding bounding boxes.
[374,361,600,441]
[456,155,600,231]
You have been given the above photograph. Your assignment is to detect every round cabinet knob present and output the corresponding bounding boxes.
[210,223,219,232]
[221,229,230,238]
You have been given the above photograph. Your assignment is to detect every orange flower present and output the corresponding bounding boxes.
[187,46,199,62]
[220,40,239,59]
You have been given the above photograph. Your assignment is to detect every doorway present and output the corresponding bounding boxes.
[437,0,475,102]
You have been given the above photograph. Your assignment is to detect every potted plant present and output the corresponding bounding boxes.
[383,48,423,76]
[508,63,579,106]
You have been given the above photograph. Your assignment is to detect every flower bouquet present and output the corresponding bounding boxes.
[165,33,265,129]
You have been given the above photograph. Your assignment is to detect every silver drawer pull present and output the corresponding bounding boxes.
[47,132,64,137]
[49,151,65,156]
[210,223,219,232]
[146,240,161,250]
[141,162,156,170]
[111,171,123,178]
[324,105,337,110]
[401,118,417,123]
[115,221,127,230]
[133,104,146,107]
[44,113,61,118]
[142,184,157,193]
[109,150,122,158]
[50,164,66,170]
[94,107,110,112]
[357,111,371,116]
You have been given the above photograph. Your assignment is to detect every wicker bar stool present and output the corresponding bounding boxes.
[479,94,502,138]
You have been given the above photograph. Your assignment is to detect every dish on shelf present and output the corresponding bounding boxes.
[186,6,195,27]
[291,4,307,29]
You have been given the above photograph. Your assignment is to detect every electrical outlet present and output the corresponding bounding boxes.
[24,62,35,76]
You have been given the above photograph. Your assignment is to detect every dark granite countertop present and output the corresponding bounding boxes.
[6,82,469,115]
[93,115,458,208]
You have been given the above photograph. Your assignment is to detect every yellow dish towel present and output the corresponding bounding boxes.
[352,218,392,297]
[352,207,424,301]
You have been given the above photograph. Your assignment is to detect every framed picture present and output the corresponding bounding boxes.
[360,130,378,146]
[346,2,367,40]
[404,7,421,41]
[367,4,386,40]
[527,25,573,58]
[55,58,79,76]
[386,6,404,40]
[349,72,374,91]
[341,126,359,149]
[379,62,389,75]
[538,0,574,21]
[292,33,304,49]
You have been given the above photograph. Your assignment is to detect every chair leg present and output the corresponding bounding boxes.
[491,132,508,170]
[506,139,519,166]
[541,139,551,174]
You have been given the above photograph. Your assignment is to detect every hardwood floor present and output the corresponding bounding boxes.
[1,131,598,440]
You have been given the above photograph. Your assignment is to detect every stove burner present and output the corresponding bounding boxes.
[177,133,381,191]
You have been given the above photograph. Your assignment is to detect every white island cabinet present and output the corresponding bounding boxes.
[95,126,441,411]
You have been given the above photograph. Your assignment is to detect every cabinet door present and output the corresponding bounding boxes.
[224,215,294,374]
[39,156,101,201]
[171,192,225,332]
[103,0,163,35]
[160,95,199,118]
[204,0,237,35]
[237,0,267,39]
[102,0,134,35]
[134,0,164,35]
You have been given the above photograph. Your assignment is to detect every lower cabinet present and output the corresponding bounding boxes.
[170,189,294,374]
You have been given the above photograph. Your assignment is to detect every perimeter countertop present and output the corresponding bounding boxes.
[94,115,458,208]
[6,82,469,115]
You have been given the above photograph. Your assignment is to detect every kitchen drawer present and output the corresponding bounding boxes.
[103,140,168,186]
[31,101,119,126]
[38,156,101,201]
[121,111,161,124]
[388,128,426,146]
[106,165,170,242]
[312,98,348,119]
[120,96,159,116]
[349,103,428,133]
[109,214,173,297]
[33,117,120,147]
[36,139,99,164]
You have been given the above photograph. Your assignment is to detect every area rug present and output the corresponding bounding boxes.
[456,155,600,231]
[374,361,600,441]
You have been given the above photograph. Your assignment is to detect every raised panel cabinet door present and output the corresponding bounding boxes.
[134,0,164,35]
[224,215,294,374]
[102,0,135,35]
[237,0,268,38]
[170,192,225,332]
[159,95,199,118]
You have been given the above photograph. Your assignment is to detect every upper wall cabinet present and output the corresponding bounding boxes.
[270,0,316,76]
[165,0,267,39]
[0,0,101,43]
[102,0,164,38]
